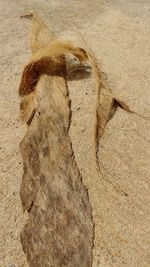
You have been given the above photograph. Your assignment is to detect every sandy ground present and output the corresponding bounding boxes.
[0,0,150,266]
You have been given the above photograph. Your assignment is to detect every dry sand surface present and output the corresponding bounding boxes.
[0,0,150,266]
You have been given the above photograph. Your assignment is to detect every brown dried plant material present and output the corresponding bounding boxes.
[19,14,94,267]
[19,55,66,96]
[19,14,90,124]
[19,13,145,266]
[20,76,94,267]
[85,50,148,196]
[20,92,37,126]
[19,44,88,97]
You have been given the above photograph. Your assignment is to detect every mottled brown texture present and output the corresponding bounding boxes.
[20,75,94,267]
[19,14,93,266]
[19,16,93,267]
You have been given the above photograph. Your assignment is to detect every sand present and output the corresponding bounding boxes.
[0,0,150,266]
